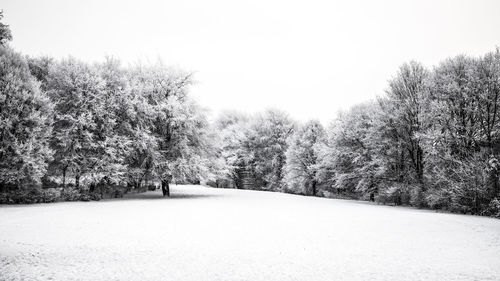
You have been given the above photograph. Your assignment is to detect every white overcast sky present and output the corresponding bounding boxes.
[3,0,500,123]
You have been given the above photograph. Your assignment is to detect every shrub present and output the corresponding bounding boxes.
[79,193,92,201]
[88,192,102,201]
[60,188,82,201]
[113,189,124,198]
[425,188,452,210]
[376,184,411,206]
[135,185,148,193]
[41,188,61,203]
[410,185,426,208]
[2,187,104,204]
[0,188,61,204]
[41,176,60,189]
[481,198,500,218]
[0,193,7,204]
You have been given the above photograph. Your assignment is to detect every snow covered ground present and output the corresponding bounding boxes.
[1,185,500,281]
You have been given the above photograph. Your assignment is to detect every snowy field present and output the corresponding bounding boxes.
[1,185,500,281]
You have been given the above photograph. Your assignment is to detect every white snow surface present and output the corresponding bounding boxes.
[1,185,500,281]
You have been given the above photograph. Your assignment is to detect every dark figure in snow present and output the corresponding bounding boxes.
[369,182,377,202]
[161,175,173,197]
[161,181,169,197]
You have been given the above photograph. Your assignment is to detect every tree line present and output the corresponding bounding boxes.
[212,52,500,217]
[0,12,217,201]
[1,12,499,216]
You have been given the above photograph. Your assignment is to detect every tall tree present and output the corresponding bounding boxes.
[247,109,295,190]
[381,61,429,184]
[26,56,54,91]
[284,120,325,196]
[46,58,111,187]
[427,55,479,158]
[0,47,53,189]
[129,62,214,196]
[422,53,500,212]
[212,111,249,188]
[0,11,12,46]
[470,49,500,151]
[318,103,380,197]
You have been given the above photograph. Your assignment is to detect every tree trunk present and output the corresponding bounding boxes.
[416,144,424,184]
[62,166,67,188]
[161,180,170,197]
[311,180,317,196]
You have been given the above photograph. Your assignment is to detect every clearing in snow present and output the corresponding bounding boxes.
[1,185,500,281]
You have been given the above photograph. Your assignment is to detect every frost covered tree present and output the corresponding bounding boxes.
[382,61,428,184]
[284,120,325,196]
[422,55,481,211]
[471,49,500,151]
[46,58,128,188]
[0,11,12,46]
[129,62,214,196]
[421,52,500,213]
[0,46,53,189]
[317,103,381,198]
[212,109,295,191]
[213,111,250,188]
[426,55,479,157]
[163,101,215,185]
[26,56,53,91]
[474,49,500,200]
[246,109,295,190]
[91,58,133,187]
